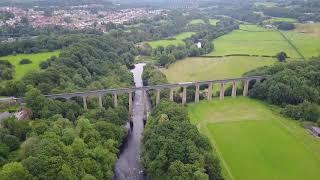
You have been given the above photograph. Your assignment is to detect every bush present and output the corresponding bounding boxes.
[282,101,320,121]
[19,59,32,65]
[276,52,288,62]
[2,135,20,151]
[276,22,295,30]
[0,143,9,158]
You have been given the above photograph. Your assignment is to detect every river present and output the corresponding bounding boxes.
[114,63,150,180]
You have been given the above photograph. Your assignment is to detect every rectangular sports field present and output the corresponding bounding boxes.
[188,98,320,180]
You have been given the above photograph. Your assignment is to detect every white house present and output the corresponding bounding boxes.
[197,42,202,48]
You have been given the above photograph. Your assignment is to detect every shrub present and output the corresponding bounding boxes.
[2,135,20,151]
[19,59,32,65]
[276,52,288,62]
[281,101,320,121]
[276,22,295,30]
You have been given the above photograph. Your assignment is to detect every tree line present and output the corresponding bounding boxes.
[0,33,136,97]
[246,59,320,122]
[142,101,223,180]
[143,18,239,67]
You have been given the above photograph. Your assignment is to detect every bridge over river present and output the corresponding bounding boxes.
[0,64,265,180]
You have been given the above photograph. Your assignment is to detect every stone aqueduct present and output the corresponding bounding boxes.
[0,76,265,115]
[43,76,265,114]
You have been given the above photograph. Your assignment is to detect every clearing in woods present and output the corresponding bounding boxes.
[147,32,195,48]
[0,51,60,79]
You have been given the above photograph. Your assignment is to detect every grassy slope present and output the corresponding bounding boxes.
[188,19,205,25]
[162,56,276,83]
[281,23,320,58]
[188,97,320,180]
[207,25,299,57]
[148,32,195,48]
[209,19,220,25]
[264,17,298,23]
[0,51,60,79]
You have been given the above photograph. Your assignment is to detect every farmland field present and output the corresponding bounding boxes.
[188,97,320,180]
[264,17,297,23]
[0,51,60,79]
[188,19,205,25]
[207,25,300,57]
[294,23,320,38]
[162,56,276,83]
[147,32,195,48]
[209,19,220,25]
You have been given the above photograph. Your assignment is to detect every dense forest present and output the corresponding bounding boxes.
[0,23,137,179]
[246,59,320,122]
[142,101,223,180]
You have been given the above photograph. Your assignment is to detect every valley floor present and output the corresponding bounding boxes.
[188,97,320,180]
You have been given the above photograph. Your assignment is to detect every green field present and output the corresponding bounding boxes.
[209,19,220,25]
[264,17,298,23]
[162,56,276,83]
[188,19,205,25]
[284,23,320,58]
[147,32,195,48]
[208,25,300,57]
[188,97,320,180]
[255,2,277,7]
[0,51,60,79]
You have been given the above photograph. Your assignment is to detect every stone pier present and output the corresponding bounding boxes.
[207,82,213,101]
[182,87,187,104]
[98,95,103,108]
[156,89,161,106]
[113,93,118,108]
[243,80,249,97]
[195,84,200,103]
[170,88,174,101]
[83,96,87,110]
[220,83,225,100]
[38,76,264,112]
[232,81,237,97]
[128,92,133,115]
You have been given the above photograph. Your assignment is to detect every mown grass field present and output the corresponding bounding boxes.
[162,56,276,83]
[188,19,205,25]
[264,17,298,23]
[282,23,320,58]
[147,32,195,48]
[0,51,60,79]
[207,25,300,57]
[188,97,320,180]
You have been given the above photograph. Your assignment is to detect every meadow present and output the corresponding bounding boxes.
[0,51,60,79]
[209,19,220,25]
[162,56,276,83]
[280,24,320,58]
[188,97,320,180]
[207,25,301,57]
[188,19,205,25]
[147,32,195,48]
[264,17,298,23]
